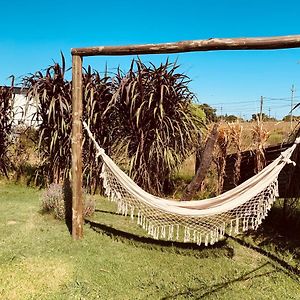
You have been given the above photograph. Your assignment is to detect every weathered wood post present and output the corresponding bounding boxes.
[181,123,219,201]
[71,54,83,239]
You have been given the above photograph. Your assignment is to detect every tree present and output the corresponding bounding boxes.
[282,115,300,122]
[0,82,14,176]
[251,113,276,122]
[198,103,218,122]
[220,114,240,122]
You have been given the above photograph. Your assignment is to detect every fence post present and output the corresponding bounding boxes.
[71,54,83,239]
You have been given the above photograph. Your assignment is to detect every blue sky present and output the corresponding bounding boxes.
[1,0,300,119]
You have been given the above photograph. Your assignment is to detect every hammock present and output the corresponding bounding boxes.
[83,122,299,246]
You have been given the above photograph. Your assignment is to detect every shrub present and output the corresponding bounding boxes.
[23,55,114,191]
[8,125,41,183]
[0,82,15,176]
[41,183,95,220]
[23,55,72,184]
[41,183,63,214]
[24,55,204,195]
[108,59,204,195]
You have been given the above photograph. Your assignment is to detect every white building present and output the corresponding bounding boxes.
[12,87,37,126]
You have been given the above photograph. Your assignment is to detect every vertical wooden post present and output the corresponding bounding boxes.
[181,123,219,201]
[72,54,83,239]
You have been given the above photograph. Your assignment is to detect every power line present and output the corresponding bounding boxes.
[203,91,299,120]
[207,95,300,106]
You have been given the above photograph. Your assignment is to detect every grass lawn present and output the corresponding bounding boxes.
[0,181,299,299]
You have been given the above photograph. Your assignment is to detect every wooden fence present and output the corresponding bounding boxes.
[223,142,300,198]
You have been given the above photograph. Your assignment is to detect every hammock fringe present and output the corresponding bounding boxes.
[101,162,280,246]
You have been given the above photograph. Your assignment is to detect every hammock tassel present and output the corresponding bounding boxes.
[174,225,178,241]
[168,225,174,240]
[229,220,233,236]
[161,226,166,239]
[197,233,202,246]
[210,231,214,245]
[130,207,135,220]
[155,226,159,239]
[144,217,148,230]
[148,223,153,236]
[183,227,189,243]
[205,234,209,246]
[220,222,226,237]
[137,211,141,225]
[235,218,240,234]
[117,201,122,214]
[193,230,197,243]
[243,217,249,231]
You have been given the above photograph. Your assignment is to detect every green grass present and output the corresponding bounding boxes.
[1,181,300,299]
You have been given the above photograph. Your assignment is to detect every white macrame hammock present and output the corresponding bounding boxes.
[84,122,299,246]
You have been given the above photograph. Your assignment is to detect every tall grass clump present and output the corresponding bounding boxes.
[229,121,243,185]
[23,54,72,184]
[107,59,204,195]
[24,55,204,194]
[0,81,15,176]
[212,121,243,194]
[251,119,269,173]
[82,66,114,192]
[23,55,114,190]
[8,125,40,183]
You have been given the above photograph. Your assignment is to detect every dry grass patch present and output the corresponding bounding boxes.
[0,257,72,300]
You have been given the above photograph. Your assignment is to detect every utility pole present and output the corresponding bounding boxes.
[259,96,264,122]
[268,107,271,119]
[290,85,295,130]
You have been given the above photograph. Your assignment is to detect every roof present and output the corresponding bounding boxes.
[0,86,28,95]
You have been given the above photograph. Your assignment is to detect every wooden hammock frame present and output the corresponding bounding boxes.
[71,35,300,239]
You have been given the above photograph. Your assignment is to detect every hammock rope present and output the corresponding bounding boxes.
[83,121,299,246]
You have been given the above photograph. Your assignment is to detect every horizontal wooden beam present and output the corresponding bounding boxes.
[71,35,300,57]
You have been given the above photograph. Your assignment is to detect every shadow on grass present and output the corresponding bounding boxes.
[253,205,300,247]
[223,205,300,280]
[228,234,300,278]
[161,262,280,299]
[236,205,300,273]
[85,218,234,259]
[63,178,72,234]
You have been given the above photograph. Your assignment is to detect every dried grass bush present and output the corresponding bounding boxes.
[0,81,15,176]
[41,183,95,220]
[8,125,41,182]
[229,121,243,185]
[82,66,115,192]
[251,119,269,173]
